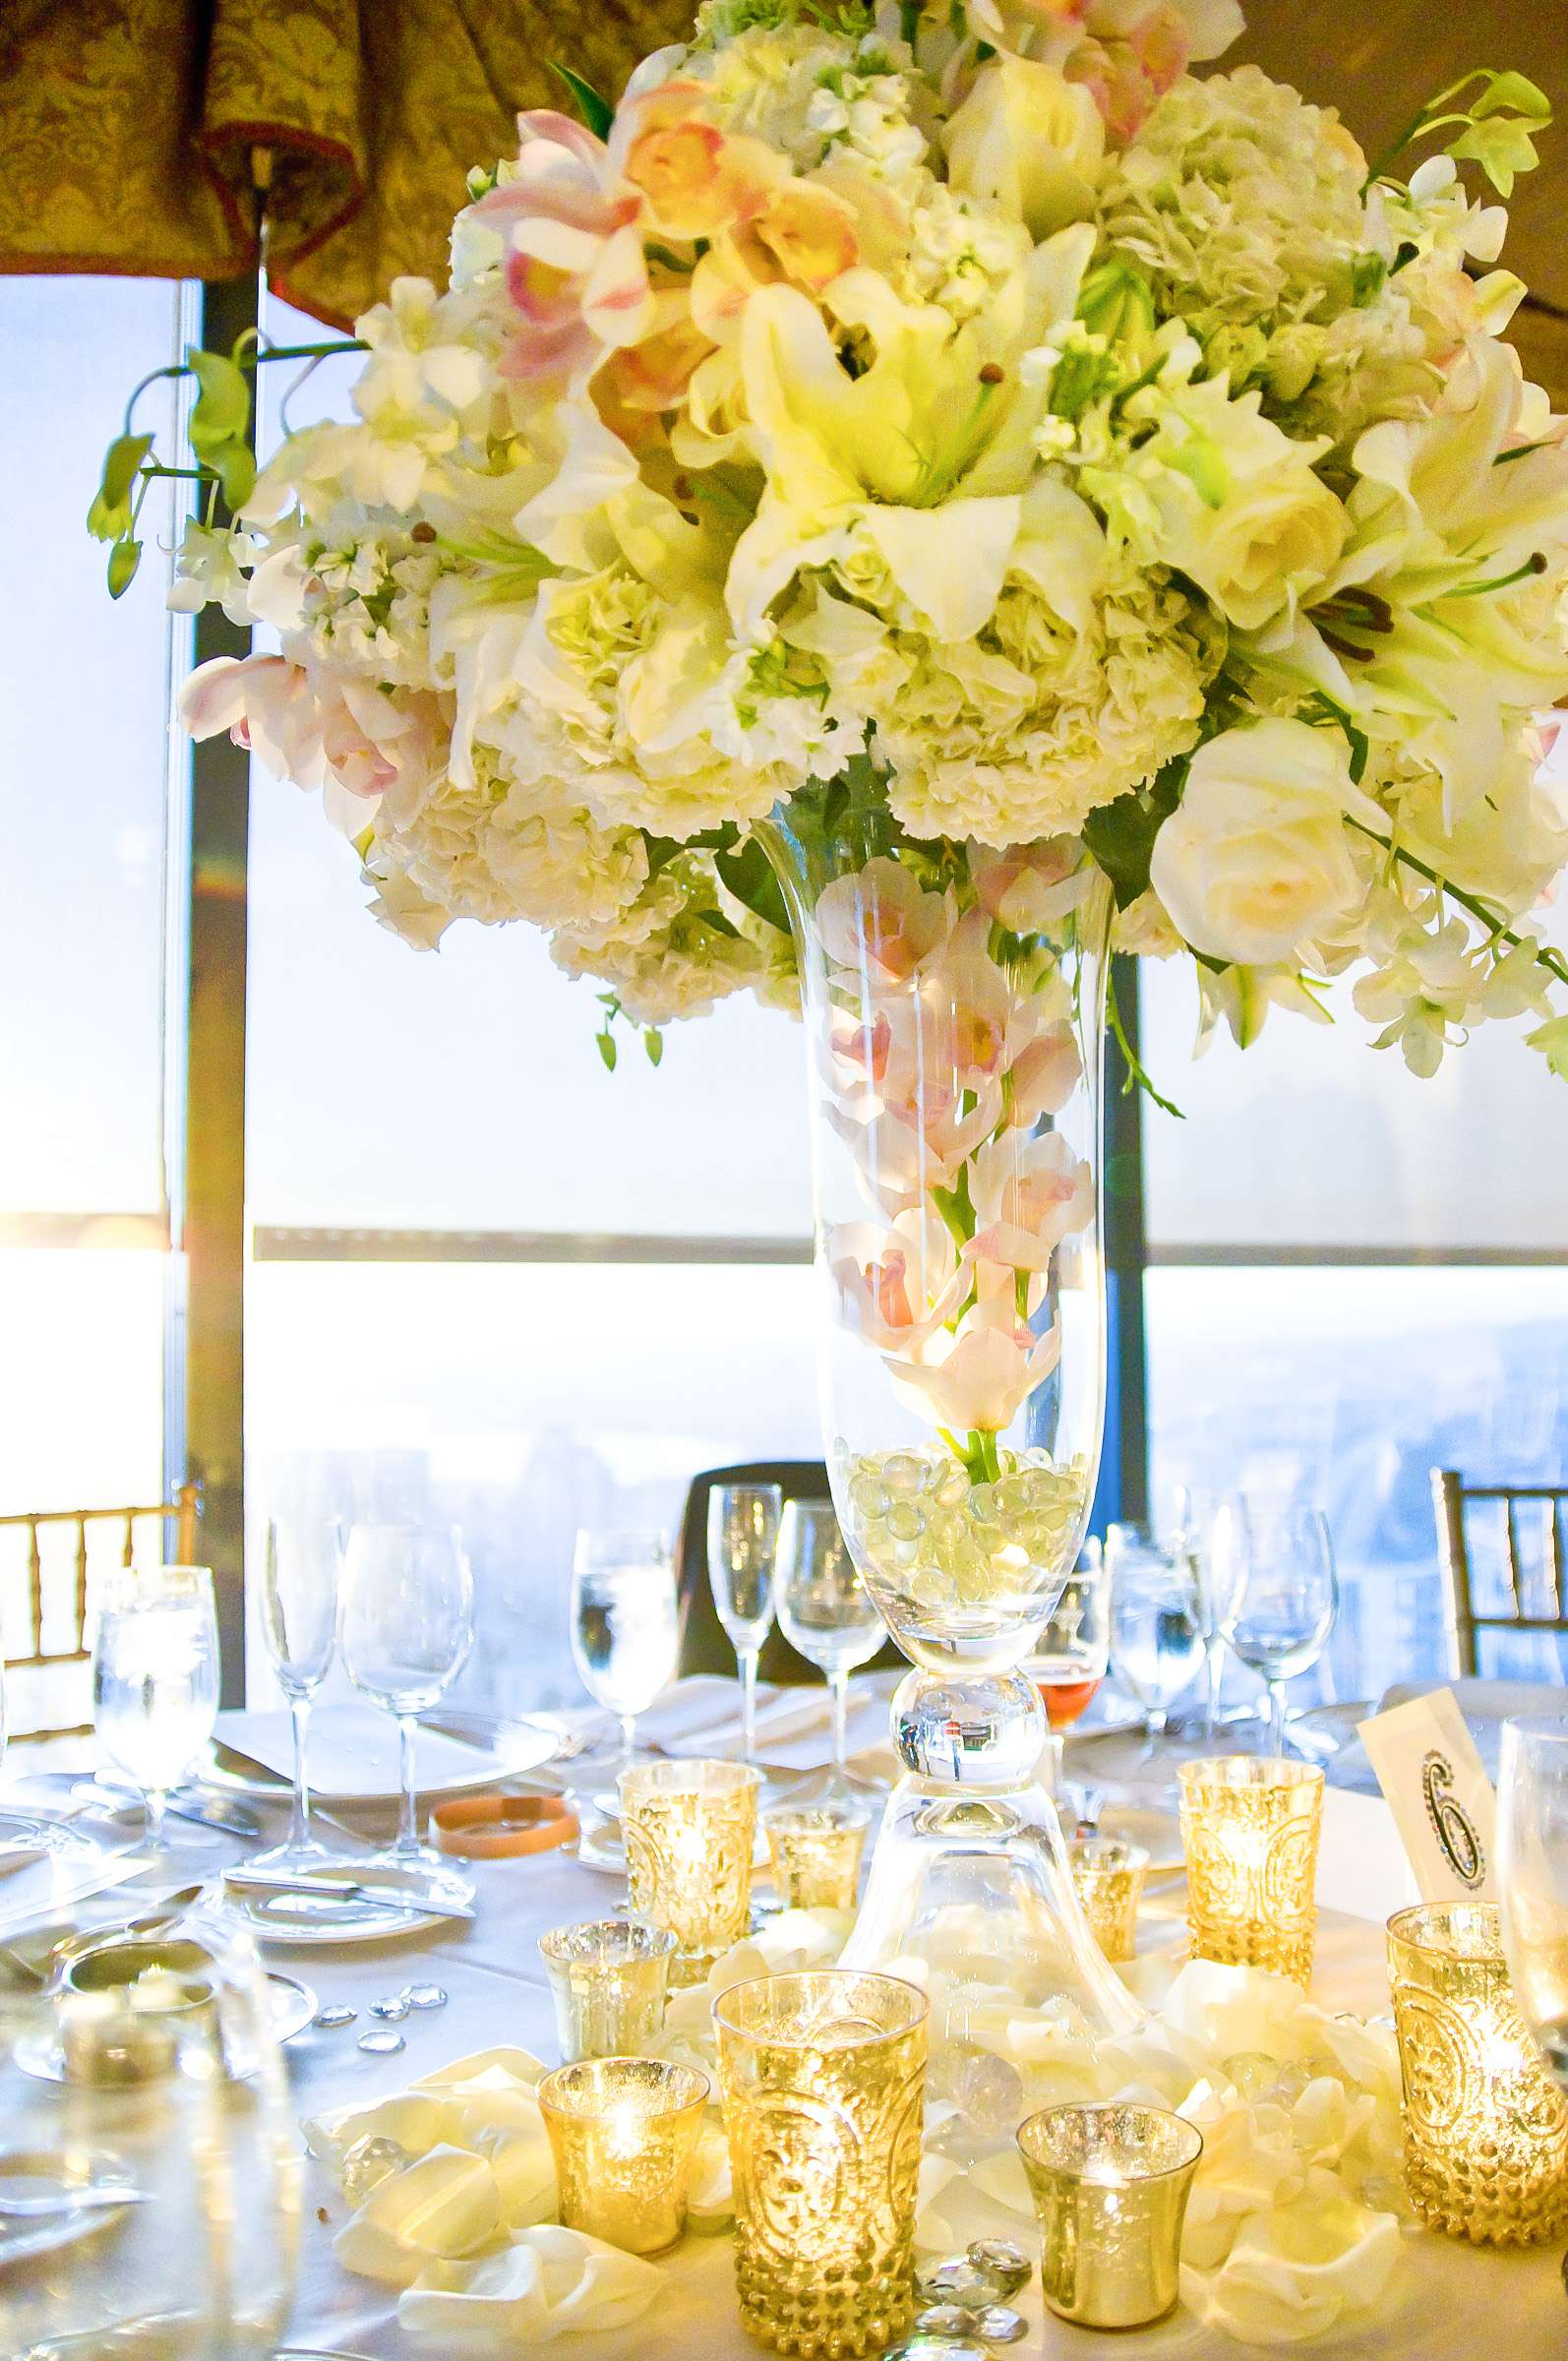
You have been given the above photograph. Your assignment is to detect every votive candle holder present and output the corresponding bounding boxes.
[1387,1899,1568,2245]
[1068,1837,1149,1965]
[715,1968,929,2358]
[536,2055,710,2255]
[764,1804,869,1912]
[537,1918,678,2063]
[619,1759,761,1981]
[1018,2100,1203,2330]
[1177,1756,1323,1985]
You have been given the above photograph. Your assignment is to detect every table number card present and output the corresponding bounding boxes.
[1356,1688,1497,1904]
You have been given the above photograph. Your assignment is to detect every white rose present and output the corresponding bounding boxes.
[1150,717,1379,967]
[1107,378,1347,632]
[944,59,1105,240]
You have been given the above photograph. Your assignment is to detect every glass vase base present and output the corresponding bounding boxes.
[839,1772,1142,2038]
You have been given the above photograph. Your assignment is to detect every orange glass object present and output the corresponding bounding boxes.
[1039,1673,1102,1731]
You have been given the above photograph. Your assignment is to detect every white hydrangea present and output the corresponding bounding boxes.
[551,853,766,1023]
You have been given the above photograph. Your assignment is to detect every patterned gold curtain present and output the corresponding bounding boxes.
[0,0,690,329]
[0,0,1561,395]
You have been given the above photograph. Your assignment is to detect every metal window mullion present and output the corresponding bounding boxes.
[166,272,260,1708]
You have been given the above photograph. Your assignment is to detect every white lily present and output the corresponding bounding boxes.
[728,227,1097,639]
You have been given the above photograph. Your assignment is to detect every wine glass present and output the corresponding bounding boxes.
[1196,1494,1249,1742]
[1498,1715,1568,2087]
[0,1911,299,2356]
[571,1529,680,1773]
[772,1497,883,1790]
[250,1516,341,1873]
[1221,1500,1338,1756]
[1028,1540,1111,1734]
[1107,1527,1205,1749]
[707,1483,782,1761]
[339,1523,473,1883]
[91,1564,220,1851]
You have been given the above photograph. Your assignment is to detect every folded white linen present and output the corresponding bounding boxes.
[397,2224,662,2349]
[334,2146,504,2286]
[666,1687,835,1757]
[1181,2167,1402,2345]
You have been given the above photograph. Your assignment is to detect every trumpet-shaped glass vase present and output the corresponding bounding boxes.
[763,809,1137,2036]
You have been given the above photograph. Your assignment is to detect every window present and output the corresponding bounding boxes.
[1140,950,1568,1701]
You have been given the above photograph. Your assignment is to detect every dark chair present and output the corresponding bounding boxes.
[676,1461,903,1683]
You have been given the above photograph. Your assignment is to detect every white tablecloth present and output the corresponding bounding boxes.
[5,1682,1562,2359]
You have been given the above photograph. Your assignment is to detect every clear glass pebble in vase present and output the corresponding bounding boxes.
[761,814,1137,2035]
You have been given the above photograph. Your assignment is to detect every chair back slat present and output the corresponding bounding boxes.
[1431,1467,1568,1680]
[0,1486,204,1740]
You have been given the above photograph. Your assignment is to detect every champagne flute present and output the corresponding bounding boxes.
[1107,1527,1205,1750]
[1221,1500,1338,1757]
[250,1516,341,1872]
[91,1563,220,1851]
[571,1529,680,1772]
[772,1498,882,1786]
[339,1522,473,1883]
[707,1483,782,1761]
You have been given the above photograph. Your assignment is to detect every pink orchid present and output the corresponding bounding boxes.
[1066,6,1191,142]
[479,112,653,385]
[891,1300,1062,1434]
[915,906,1016,1088]
[824,1077,1001,1216]
[969,836,1093,933]
[968,1129,1095,1270]
[1005,1026,1083,1126]
[179,653,439,808]
[815,858,951,986]
[828,1211,965,1353]
[617,82,783,241]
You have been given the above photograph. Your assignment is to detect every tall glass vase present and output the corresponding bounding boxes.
[763,806,1137,2035]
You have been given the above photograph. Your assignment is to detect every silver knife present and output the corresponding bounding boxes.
[223,1870,475,1921]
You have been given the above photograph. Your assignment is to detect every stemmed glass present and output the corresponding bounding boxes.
[1029,1542,1111,1734]
[1197,1495,1249,1742]
[1220,1499,1338,1756]
[91,1562,220,1852]
[571,1528,680,1774]
[1107,1527,1205,1751]
[250,1515,341,1873]
[772,1498,883,1792]
[707,1483,782,1761]
[340,1522,473,1884]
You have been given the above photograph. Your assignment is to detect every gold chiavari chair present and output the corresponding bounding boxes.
[1431,1468,1568,1680]
[0,1482,202,1739]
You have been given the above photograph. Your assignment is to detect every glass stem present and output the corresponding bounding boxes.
[619,1712,636,1771]
[740,1651,759,1760]
[289,1694,313,1847]
[1204,1643,1225,1743]
[831,1670,849,1769]
[397,1714,419,1855]
[145,1786,167,1847]
[1268,1682,1289,1757]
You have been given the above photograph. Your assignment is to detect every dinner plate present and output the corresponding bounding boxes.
[220,1863,467,1946]
[0,2148,138,2269]
[12,1971,319,2084]
[200,1706,559,1807]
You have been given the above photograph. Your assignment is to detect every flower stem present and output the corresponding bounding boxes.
[1348,818,1568,993]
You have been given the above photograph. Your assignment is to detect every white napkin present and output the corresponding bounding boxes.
[398,2224,662,2349]
[334,2146,504,2286]
[665,1687,835,1758]
[216,1704,509,1799]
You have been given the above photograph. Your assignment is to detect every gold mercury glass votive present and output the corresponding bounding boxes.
[619,1759,761,1982]
[1387,1899,1568,2245]
[538,1919,678,2063]
[764,1805,870,1912]
[1068,1837,1149,1965]
[1178,1756,1324,1985]
[536,2056,710,2255]
[715,1968,929,2359]
[1018,2100,1204,2330]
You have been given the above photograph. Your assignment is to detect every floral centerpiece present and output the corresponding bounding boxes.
[92,0,1565,1969]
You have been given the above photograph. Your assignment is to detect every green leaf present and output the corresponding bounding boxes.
[212,439,257,513]
[548,62,614,140]
[1350,252,1387,308]
[714,836,791,934]
[1082,757,1187,909]
[187,347,252,454]
[595,1030,618,1073]
[106,535,143,597]
[643,1028,664,1067]
[695,906,741,938]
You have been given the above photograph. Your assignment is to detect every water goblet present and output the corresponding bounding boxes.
[91,1564,220,1853]
[707,1483,782,1760]
[571,1529,680,1775]
[339,1523,473,1889]
[1106,1528,1204,1751]
[1220,1499,1338,1756]
[0,1655,76,1854]
[249,1515,341,1874]
[772,1497,881,1797]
